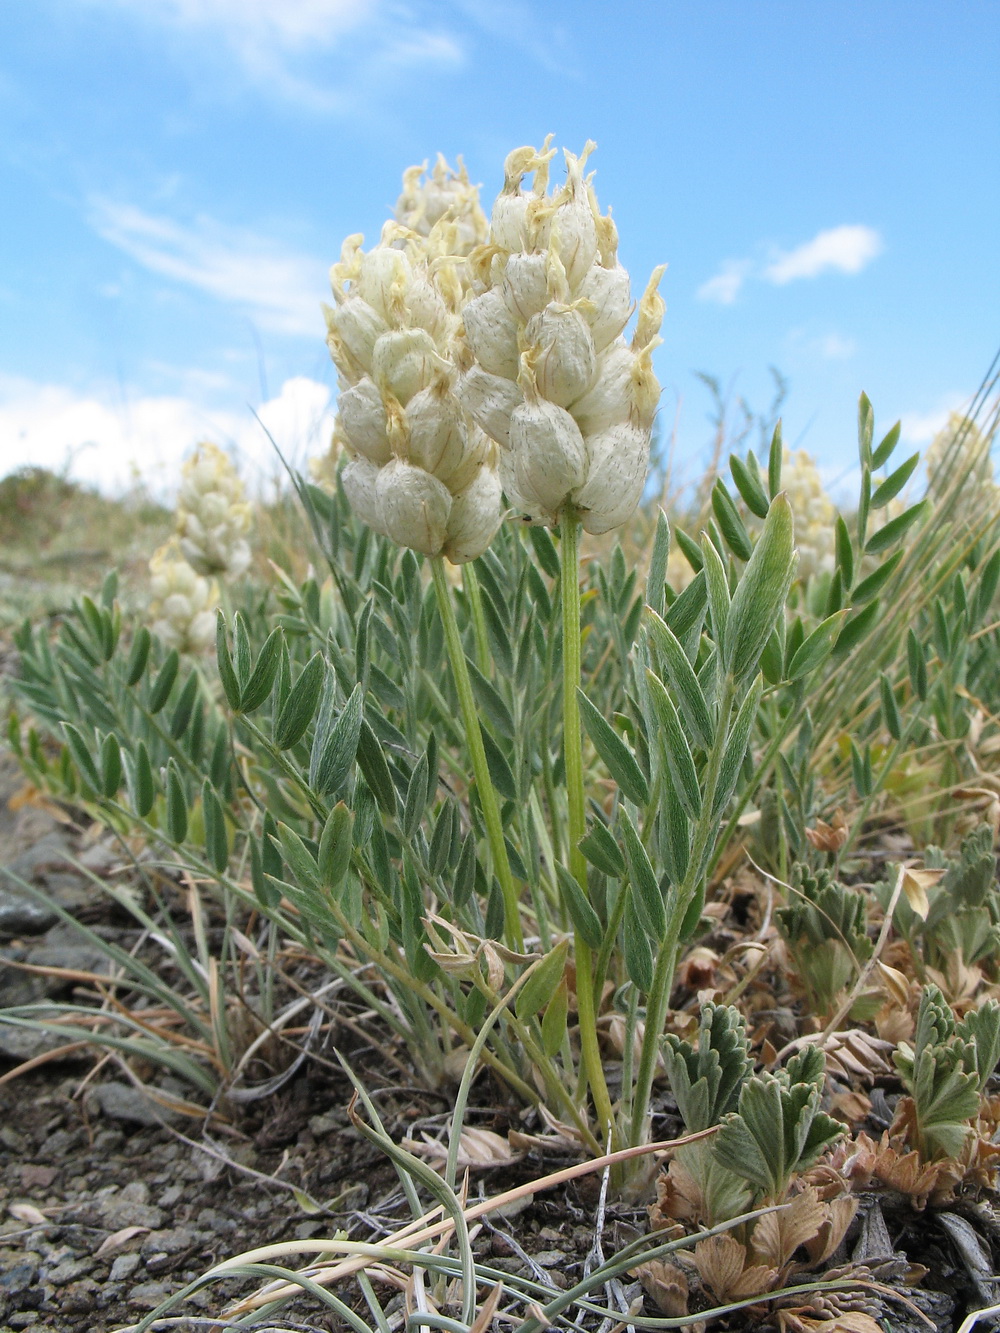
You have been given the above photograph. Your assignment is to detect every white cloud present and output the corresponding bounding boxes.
[818,333,856,360]
[89,199,327,337]
[763,225,883,285]
[899,394,969,445]
[696,260,751,305]
[89,0,464,108]
[0,374,336,497]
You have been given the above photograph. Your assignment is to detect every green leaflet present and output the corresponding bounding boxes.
[515,940,569,1021]
[644,669,701,820]
[644,608,714,750]
[619,807,665,939]
[712,674,763,819]
[273,653,325,750]
[577,690,648,806]
[578,820,626,878]
[724,494,795,685]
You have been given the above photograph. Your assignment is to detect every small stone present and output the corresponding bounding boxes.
[99,1196,165,1231]
[0,1127,27,1153]
[84,1082,176,1127]
[156,1184,183,1208]
[43,1255,92,1284]
[128,1278,174,1309]
[308,1113,340,1137]
[109,1252,140,1282]
[0,1262,38,1293]
[8,1311,41,1328]
[0,890,56,937]
[19,1167,57,1191]
[140,1228,194,1256]
[532,1250,565,1268]
[120,1182,150,1206]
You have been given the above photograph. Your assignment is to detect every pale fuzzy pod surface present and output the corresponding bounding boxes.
[148,539,219,654]
[323,161,503,564]
[176,442,252,580]
[455,139,666,534]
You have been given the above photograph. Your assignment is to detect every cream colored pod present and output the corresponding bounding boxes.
[149,539,219,654]
[324,180,503,564]
[176,442,252,579]
[456,140,666,533]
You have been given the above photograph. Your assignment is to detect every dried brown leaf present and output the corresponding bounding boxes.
[693,1233,778,1302]
[9,1202,47,1225]
[402,1127,522,1171]
[750,1186,828,1270]
[94,1225,150,1258]
[633,1259,689,1317]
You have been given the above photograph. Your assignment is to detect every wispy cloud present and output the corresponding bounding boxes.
[0,373,335,495]
[89,198,326,336]
[899,394,969,445]
[90,0,465,108]
[819,333,857,360]
[764,225,883,284]
[698,224,884,304]
[696,260,751,306]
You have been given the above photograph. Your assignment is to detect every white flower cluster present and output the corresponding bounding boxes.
[926,412,995,493]
[455,140,665,534]
[148,538,219,654]
[780,449,837,582]
[324,164,503,563]
[395,155,489,254]
[176,442,252,579]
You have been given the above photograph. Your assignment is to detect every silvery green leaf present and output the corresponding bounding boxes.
[644,608,714,750]
[644,669,701,820]
[273,653,325,750]
[724,494,794,685]
[712,674,763,819]
[578,690,648,806]
[619,807,665,939]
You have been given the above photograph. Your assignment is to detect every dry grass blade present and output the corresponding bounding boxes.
[215,1127,720,1317]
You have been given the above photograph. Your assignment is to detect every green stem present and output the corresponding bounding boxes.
[462,562,491,674]
[431,557,523,951]
[559,511,616,1143]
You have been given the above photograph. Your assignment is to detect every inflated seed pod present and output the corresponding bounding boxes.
[526,305,597,407]
[338,378,392,465]
[375,459,453,556]
[574,422,649,536]
[443,466,504,563]
[462,290,520,380]
[509,380,588,520]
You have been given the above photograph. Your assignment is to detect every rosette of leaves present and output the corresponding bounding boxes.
[893,984,1000,1162]
[921,825,1000,976]
[659,1003,755,1224]
[775,863,875,1019]
[713,1047,843,1202]
[885,815,1000,986]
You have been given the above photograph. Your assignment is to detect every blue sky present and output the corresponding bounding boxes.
[1,0,997,495]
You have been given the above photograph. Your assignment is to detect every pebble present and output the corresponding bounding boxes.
[84,1081,177,1128]
[0,892,56,938]
[99,1196,165,1231]
[128,1278,174,1309]
[109,1252,140,1282]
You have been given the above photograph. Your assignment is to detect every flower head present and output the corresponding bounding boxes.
[456,140,665,533]
[176,443,252,579]
[149,538,219,653]
[324,167,502,564]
